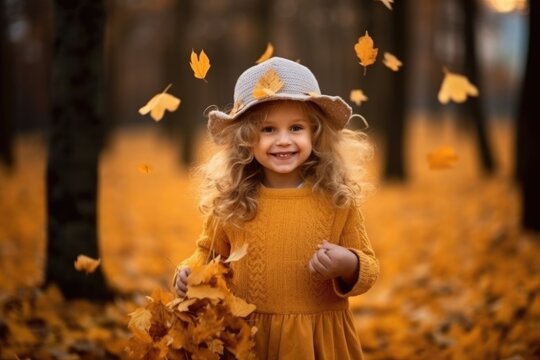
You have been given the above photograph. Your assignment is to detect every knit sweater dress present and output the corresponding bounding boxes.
[182,184,379,359]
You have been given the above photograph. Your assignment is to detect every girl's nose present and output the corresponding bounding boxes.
[275,131,292,145]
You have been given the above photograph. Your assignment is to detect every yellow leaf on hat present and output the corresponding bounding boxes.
[138,84,181,122]
[252,68,284,99]
[190,49,211,82]
[350,89,368,106]
[74,254,101,274]
[378,0,394,10]
[383,52,402,71]
[354,31,378,76]
[438,68,479,104]
[256,43,274,64]
[427,146,459,170]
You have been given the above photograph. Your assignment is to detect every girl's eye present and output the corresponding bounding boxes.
[261,126,274,133]
[290,125,304,132]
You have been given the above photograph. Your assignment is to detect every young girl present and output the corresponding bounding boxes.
[174,57,379,359]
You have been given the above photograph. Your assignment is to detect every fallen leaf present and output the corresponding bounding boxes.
[350,89,368,106]
[377,0,394,10]
[354,31,378,76]
[438,68,479,104]
[383,52,402,71]
[225,243,248,263]
[138,84,181,122]
[252,68,284,99]
[427,146,459,170]
[256,43,274,64]
[128,308,153,343]
[190,49,211,82]
[74,254,101,274]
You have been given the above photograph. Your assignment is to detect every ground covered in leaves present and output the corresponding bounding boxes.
[0,117,539,359]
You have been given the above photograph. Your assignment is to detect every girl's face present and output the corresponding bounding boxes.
[252,101,313,188]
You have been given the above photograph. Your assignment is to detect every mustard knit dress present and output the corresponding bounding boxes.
[182,185,379,360]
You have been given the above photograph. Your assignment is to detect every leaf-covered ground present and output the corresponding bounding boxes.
[1,117,539,359]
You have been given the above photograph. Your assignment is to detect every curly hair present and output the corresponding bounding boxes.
[196,100,373,226]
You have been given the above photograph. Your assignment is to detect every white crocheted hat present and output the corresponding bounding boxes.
[208,57,352,140]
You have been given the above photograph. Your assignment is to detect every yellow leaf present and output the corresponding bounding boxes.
[427,146,459,170]
[187,284,226,300]
[438,68,479,104]
[74,254,101,274]
[225,242,248,263]
[256,43,274,64]
[383,52,402,71]
[128,308,153,343]
[226,294,256,317]
[137,163,153,174]
[190,49,211,81]
[354,31,378,76]
[138,84,181,121]
[378,0,394,10]
[350,89,368,106]
[252,68,284,99]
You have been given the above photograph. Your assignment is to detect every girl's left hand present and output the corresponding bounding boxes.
[308,240,359,285]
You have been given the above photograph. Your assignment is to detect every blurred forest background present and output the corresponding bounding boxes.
[1,0,539,359]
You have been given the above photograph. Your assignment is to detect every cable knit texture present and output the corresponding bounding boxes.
[181,184,379,360]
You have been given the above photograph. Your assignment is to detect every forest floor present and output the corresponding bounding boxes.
[0,115,539,359]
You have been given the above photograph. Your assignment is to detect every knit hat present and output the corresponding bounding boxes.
[207,57,352,140]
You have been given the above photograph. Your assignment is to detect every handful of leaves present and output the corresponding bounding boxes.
[126,255,257,360]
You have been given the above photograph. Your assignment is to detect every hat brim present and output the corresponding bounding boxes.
[208,93,352,142]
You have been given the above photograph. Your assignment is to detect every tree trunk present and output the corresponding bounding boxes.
[46,0,112,300]
[462,0,495,174]
[0,1,14,168]
[383,0,408,181]
[519,1,540,231]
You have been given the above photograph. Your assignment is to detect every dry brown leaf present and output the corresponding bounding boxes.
[252,68,284,99]
[350,89,368,106]
[438,68,479,104]
[74,254,101,274]
[256,43,274,64]
[190,49,211,82]
[138,84,181,122]
[354,31,378,76]
[427,146,459,170]
[383,52,402,71]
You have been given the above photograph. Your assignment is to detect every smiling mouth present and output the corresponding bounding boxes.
[270,152,297,159]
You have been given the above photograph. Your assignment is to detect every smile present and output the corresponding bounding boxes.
[270,152,297,159]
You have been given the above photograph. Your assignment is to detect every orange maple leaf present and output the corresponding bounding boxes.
[190,49,211,82]
[427,146,459,170]
[350,89,368,106]
[252,68,284,99]
[438,67,479,104]
[74,254,101,274]
[256,43,274,64]
[383,52,402,71]
[138,84,181,122]
[354,31,378,76]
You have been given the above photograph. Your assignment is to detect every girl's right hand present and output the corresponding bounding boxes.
[174,266,191,297]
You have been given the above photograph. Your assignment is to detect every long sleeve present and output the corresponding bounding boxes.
[333,206,379,298]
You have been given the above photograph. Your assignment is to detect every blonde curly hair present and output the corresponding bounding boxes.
[196,100,373,226]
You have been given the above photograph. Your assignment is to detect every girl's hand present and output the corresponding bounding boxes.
[308,240,359,285]
[174,266,191,297]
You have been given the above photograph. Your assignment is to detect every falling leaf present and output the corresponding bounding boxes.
[427,146,459,170]
[225,243,248,263]
[137,164,153,174]
[256,43,274,64]
[350,89,368,106]
[190,49,211,82]
[354,31,378,76]
[438,68,479,104]
[74,254,101,274]
[252,68,284,99]
[138,84,181,122]
[383,52,402,71]
[377,0,394,10]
